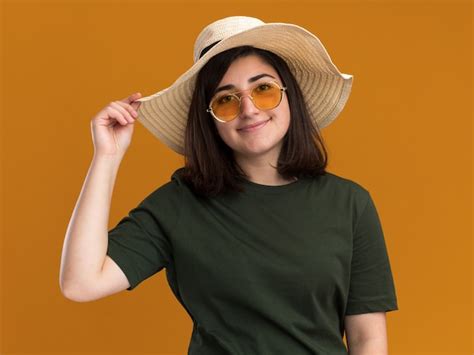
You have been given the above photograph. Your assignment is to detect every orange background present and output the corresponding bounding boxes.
[1,0,472,354]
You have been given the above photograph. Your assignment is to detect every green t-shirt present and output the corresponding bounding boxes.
[107,167,398,354]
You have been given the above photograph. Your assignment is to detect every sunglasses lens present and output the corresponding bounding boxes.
[253,82,282,110]
[210,82,283,122]
[211,95,240,122]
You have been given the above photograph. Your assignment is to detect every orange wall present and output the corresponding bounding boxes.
[1,0,472,354]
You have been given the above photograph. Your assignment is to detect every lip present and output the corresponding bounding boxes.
[238,119,271,132]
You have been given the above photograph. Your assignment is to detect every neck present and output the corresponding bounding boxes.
[234,150,297,186]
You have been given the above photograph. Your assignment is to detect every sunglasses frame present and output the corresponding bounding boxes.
[206,80,287,123]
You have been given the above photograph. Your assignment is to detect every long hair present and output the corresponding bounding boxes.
[179,45,329,198]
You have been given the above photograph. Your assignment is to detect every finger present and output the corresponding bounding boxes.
[111,102,134,123]
[107,106,128,125]
[114,100,139,120]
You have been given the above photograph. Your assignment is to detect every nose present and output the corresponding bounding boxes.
[239,94,259,117]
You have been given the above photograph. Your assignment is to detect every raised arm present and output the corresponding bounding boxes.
[59,93,142,302]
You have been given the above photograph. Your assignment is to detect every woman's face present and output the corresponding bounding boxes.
[211,54,291,161]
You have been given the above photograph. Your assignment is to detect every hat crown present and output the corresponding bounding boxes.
[193,16,265,63]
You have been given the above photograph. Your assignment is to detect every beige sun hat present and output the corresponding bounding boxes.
[135,16,353,156]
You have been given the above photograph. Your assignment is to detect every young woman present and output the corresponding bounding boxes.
[60,16,398,354]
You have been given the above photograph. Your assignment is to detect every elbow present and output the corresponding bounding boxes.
[60,280,93,303]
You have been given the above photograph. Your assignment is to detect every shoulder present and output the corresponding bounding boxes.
[320,171,369,196]
[318,171,372,211]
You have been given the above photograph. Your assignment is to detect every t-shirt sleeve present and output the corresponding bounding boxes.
[345,190,399,315]
[106,179,182,291]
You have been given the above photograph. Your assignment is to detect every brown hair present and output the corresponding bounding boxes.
[179,45,329,198]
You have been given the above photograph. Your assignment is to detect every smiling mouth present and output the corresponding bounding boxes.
[238,119,271,132]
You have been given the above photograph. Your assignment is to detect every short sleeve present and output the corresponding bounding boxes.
[345,191,399,315]
[106,179,182,291]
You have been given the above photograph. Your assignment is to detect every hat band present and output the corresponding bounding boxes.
[198,40,221,60]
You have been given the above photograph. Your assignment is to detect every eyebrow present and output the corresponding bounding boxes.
[213,73,276,95]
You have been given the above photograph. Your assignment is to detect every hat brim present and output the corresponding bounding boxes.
[135,23,353,156]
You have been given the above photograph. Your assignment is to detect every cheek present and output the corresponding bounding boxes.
[273,103,291,130]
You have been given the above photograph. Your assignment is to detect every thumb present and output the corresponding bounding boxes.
[121,92,142,104]
[130,92,143,110]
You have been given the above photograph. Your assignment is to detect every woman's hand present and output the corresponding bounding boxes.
[90,92,142,159]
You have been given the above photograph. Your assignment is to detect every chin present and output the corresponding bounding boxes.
[236,141,283,158]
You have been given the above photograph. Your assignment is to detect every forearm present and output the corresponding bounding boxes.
[59,154,121,295]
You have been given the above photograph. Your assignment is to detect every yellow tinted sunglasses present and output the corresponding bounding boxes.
[206,80,287,123]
